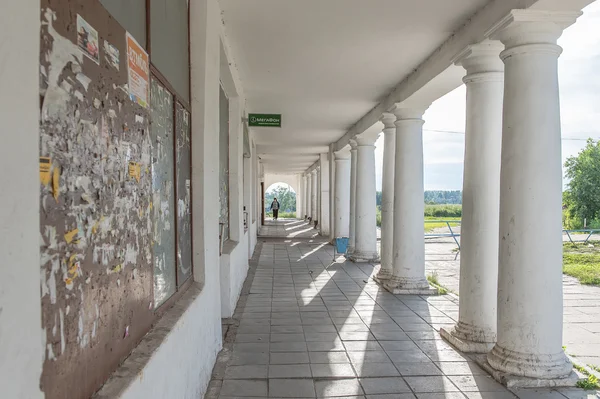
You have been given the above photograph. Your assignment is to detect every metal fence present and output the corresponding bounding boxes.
[424,220,461,260]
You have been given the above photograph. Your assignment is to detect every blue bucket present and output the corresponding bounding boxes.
[335,237,349,254]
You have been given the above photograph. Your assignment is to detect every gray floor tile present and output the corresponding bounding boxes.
[344,341,383,352]
[269,378,316,398]
[463,393,517,399]
[237,333,270,343]
[270,342,308,352]
[231,352,269,365]
[447,375,507,392]
[404,376,460,393]
[308,341,346,352]
[387,350,431,363]
[271,333,306,342]
[415,393,466,399]
[309,351,351,364]
[311,363,356,378]
[315,379,365,397]
[347,351,391,364]
[220,379,268,397]
[353,363,400,377]
[270,351,310,364]
[359,377,411,394]
[225,365,269,379]
[269,364,312,378]
[434,362,487,376]
[305,332,340,342]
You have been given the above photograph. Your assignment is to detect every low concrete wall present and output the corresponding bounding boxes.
[220,236,250,318]
[96,282,222,399]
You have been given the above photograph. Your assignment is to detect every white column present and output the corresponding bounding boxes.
[349,133,379,262]
[311,169,318,225]
[329,145,336,242]
[440,41,504,353]
[297,174,303,220]
[320,155,330,236]
[486,10,580,380]
[374,113,396,282]
[306,172,312,221]
[334,149,351,238]
[348,140,358,253]
[385,106,435,294]
[317,167,322,227]
[302,174,308,219]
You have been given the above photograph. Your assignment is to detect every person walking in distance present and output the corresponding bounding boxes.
[270,198,280,220]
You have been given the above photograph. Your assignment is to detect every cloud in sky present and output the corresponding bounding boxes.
[375,1,600,191]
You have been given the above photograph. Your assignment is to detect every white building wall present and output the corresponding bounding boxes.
[0,1,44,398]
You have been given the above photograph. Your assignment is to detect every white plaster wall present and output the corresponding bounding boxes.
[220,235,250,318]
[0,1,44,398]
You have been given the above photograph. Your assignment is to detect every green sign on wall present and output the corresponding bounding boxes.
[248,113,281,127]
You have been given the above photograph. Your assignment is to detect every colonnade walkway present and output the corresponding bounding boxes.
[206,236,595,398]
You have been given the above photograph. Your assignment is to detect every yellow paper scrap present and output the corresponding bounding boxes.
[40,157,51,186]
[64,228,79,244]
[52,166,60,201]
[128,162,141,182]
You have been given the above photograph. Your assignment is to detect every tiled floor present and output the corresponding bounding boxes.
[259,219,321,239]
[206,237,598,398]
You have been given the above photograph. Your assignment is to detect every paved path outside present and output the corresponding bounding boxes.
[424,232,600,370]
[206,236,598,398]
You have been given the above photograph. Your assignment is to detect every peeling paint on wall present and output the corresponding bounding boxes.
[150,77,176,308]
[39,2,155,398]
[176,102,192,283]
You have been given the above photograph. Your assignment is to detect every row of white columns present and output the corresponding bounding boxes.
[324,9,578,382]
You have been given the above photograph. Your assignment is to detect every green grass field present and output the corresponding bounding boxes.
[563,241,600,285]
[424,217,461,232]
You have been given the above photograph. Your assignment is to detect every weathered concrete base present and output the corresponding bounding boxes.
[383,284,439,295]
[372,275,390,285]
[440,327,495,353]
[471,354,579,389]
[372,269,392,285]
[349,252,380,263]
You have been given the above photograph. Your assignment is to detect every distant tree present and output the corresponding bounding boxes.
[375,190,462,205]
[265,185,296,213]
[564,139,600,225]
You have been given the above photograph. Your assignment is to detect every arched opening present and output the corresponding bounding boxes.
[265,183,296,219]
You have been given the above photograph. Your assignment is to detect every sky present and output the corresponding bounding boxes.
[374,1,600,191]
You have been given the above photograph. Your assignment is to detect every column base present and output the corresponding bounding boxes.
[348,251,379,263]
[485,343,574,381]
[372,268,392,284]
[383,277,438,295]
[471,352,577,388]
[439,322,496,353]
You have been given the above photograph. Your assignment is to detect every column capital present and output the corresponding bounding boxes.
[380,113,396,131]
[355,132,379,146]
[455,40,504,82]
[311,169,317,176]
[487,9,581,51]
[334,147,351,160]
[391,105,427,121]
[349,139,358,151]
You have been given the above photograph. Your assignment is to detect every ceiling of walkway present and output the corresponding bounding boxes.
[220,0,490,173]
